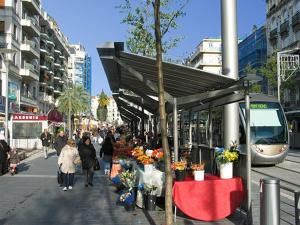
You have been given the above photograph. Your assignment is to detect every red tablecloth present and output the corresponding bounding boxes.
[173,174,244,221]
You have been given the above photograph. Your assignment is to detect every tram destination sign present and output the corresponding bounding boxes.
[250,103,268,109]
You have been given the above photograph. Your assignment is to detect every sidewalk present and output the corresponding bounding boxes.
[0,150,245,225]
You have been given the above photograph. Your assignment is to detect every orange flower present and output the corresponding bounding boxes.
[152,149,164,160]
[171,161,187,171]
[191,163,205,171]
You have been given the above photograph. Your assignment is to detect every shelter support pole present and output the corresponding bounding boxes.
[221,0,239,149]
[245,83,252,225]
[141,98,145,140]
[154,116,158,145]
[209,107,213,148]
[173,98,178,162]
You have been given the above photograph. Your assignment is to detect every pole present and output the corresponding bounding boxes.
[277,52,281,102]
[68,95,71,139]
[173,97,178,162]
[4,60,9,144]
[221,0,239,149]
[245,82,252,225]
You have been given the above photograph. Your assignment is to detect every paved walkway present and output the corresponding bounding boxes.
[0,148,245,225]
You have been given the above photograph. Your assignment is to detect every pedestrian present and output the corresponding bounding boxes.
[9,148,20,175]
[0,132,10,175]
[53,130,67,156]
[57,139,80,191]
[100,136,114,175]
[78,136,96,187]
[40,129,52,159]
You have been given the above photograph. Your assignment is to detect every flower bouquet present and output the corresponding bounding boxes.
[119,170,136,191]
[171,161,187,181]
[215,141,239,179]
[191,163,205,181]
[119,190,136,211]
[140,183,158,211]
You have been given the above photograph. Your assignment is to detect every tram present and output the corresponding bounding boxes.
[177,94,289,165]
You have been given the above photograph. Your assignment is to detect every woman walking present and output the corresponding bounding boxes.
[79,136,96,187]
[58,139,79,191]
[100,136,114,175]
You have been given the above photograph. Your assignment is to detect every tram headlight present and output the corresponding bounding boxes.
[254,145,263,153]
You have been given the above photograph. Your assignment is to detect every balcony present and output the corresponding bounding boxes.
[40,30,48,40]
[292,11,300,31]
[59,55,66,60]
[280,20,289,36]
[22,0,40,15]
[39,93,49,102]
[21,95,38,107]
[20,63,39,81]
[47,38,55,47]
[54,49,61,55]
[0,33,7,48]
[269,28,278,42]
[21,39,39,59]
[21,15,40,37]
[54,61,61,68]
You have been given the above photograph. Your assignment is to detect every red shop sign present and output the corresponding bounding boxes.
[12,114,48,121]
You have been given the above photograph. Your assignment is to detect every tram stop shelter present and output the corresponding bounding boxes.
[97,42,261,222]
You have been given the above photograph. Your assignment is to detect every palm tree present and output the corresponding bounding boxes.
[57,85,90,139]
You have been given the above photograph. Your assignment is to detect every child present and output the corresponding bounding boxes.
[9,148,20,175]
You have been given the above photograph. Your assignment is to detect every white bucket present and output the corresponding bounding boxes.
[144,164,153,173]
[194,170,204,181]
[220,162,233,179]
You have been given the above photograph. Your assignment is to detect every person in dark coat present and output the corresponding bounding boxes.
[100,136,114,175]
[78,136,96,187]
[53,131,67,156]
[0,133,10,175]
[40,129,52,159]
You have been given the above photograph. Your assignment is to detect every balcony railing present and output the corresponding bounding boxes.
[280,20,289,36]
[21,39,39,57]
[22,14,40,33]
[21,95,37,106]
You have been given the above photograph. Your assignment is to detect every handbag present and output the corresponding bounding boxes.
[73,156,81,165]
[94,158,100,171]
[57,166,63,185]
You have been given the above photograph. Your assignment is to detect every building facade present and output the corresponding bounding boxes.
[91,95,98,120]
[106,97,122,125]
[266,0,300,109]
[39,10,70,114]
[68,44,92,98]
[189,38,222,75]
[238,25,268,93]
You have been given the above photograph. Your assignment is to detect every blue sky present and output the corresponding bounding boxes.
[42,0,266,96]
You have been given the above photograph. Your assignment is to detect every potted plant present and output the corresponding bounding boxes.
[119,170,136,190]
[137,155,154,173]
[191,163,205,181]
[141,183,158,211]
[171,161,187,181]
[215,142,239,179]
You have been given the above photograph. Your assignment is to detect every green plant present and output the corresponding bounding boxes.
[119,170,136,191]
[143,183,157,195]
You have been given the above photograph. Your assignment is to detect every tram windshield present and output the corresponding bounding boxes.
[240,102,288,144]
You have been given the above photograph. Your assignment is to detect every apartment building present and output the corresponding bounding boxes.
[39,10,70,114]
[68,44,92,98]
[266,0,300,109]
[0,0,23,124]
[106,97,122,125]
[20,0,40,113]
[189,38,222,75]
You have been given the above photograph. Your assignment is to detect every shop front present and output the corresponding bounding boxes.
[9,113,48,150]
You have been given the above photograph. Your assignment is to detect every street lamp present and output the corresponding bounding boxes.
[276,49,300,102]
[67,79,73,139]
[0,48,17,144]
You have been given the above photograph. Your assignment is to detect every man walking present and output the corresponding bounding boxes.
[40,129,52,159]
[53,130,67,156]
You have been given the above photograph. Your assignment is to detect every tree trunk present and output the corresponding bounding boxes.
[68,95,72,139]
[154,1,173,224]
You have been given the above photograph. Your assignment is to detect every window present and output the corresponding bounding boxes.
[33,86,36,99]
[0,21,4,34]
[13,24,17,40]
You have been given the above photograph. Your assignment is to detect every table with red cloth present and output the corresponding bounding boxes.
[173,174,244,222]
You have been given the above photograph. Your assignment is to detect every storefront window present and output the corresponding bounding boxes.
[13,122,42,139]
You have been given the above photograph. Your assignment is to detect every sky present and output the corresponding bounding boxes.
[41,0,266,97]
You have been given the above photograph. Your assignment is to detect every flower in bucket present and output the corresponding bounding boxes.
[215,142,239,164]
[119,170,136,190]
[152,148,164,161]
[191,163,205,171]
[119,190,135,205]
[171,161,187,171]
[137,155,154,165]
[143,183,157,196]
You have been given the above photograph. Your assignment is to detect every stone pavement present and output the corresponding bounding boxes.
[0,148,245,225]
